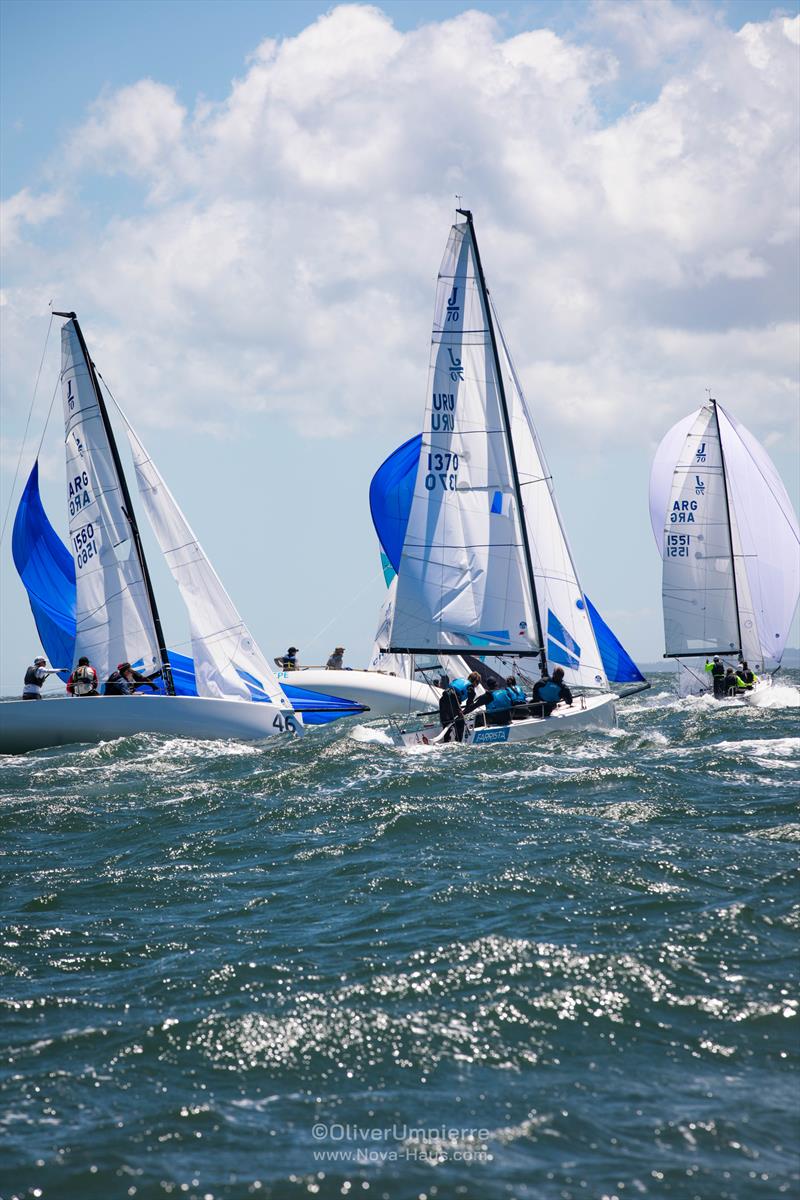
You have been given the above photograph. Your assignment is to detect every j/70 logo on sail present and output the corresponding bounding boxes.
[446,286,461,323]
[67,378,75,411]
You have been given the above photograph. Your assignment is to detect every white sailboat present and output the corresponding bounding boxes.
[649,397,800,698]
[378,210,620,746]
[3,313,304,754]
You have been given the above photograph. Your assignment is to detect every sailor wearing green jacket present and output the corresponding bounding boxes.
[705,656,726,699]
[737,662,758,690]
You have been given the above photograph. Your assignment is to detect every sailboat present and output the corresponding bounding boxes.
[358,210,645,746]
[4,313,363,755]
[650,396,800,698]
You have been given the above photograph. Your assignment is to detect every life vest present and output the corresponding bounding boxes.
[105,670,130,696]
[537,680,561,704]
[24,666,43,687]
[449,678,470,701]
[741,669,755,685]
[709,661,725,678]
[507,685,526,705]
[487,686,514,713]
[72,664,96,696]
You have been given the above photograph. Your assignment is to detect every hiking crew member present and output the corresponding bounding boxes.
[326,647,345,670]
[705,656,726,699]
[738,662,758,690]
[104,663,161,696]
[66,657,99,697]
[439,672,481,743]
[531,667,574,717]
[466,676,523,727]
[724,668,738,697]
[22,657,56,700]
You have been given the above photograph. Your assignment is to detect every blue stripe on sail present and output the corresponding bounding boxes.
[584,594,646,684]
[490,491,502,515]
[547,609,581,659]
[547,638,580,670]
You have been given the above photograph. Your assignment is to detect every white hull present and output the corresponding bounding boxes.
[392,692,617,747]
[278,668,440,716]
[0,694,302,756]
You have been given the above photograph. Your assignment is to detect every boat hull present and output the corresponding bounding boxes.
[277,669,440,716]
[391,692,617,747]
[0,695,302,755]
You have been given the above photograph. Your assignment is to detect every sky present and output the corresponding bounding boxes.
[1,0,799,691]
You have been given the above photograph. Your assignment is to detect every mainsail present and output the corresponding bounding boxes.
[385,214,609,691]
[126,424,292,708]
[60,317,165,683]
[650,399,799,685]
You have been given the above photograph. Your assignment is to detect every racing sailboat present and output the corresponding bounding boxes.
[649,396,800,697]
[4,313,360,754]
[374,210,642,745]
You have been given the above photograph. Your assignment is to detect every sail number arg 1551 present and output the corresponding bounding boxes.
[670,499,698,524]
[666,533,692,557]
[73,521,98,569]
[425,451,459,492]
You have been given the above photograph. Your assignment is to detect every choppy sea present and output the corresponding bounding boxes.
[1,673,798,1200]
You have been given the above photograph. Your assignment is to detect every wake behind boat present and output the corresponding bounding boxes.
[4,314,362,755]
[650,397,800,701]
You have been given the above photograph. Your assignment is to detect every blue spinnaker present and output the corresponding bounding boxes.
[368,434,422,575]
[369,436,646,686]
[12,463,363,723]
[12,462,76,683]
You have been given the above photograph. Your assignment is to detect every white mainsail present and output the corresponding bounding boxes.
[650,400,799,690]
[387,217,607,690]
[126,424,294,710]
[62,319,161,681]
[660,403,741,658]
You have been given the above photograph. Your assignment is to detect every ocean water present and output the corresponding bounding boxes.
[1,673,798,1200]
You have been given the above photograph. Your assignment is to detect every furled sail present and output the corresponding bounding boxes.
[62,319,161,681]
[125,424,293,708]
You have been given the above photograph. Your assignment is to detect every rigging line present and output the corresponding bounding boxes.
[302,567,386,651]
[0,313,55,548]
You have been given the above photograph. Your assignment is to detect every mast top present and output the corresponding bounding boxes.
[52,311,77,320]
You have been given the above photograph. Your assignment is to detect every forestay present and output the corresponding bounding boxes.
[126,424,292,708]
[62,320,160,681]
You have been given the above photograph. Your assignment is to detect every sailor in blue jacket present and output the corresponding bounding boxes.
[438,671,481,742]
[466,676,528,726]
[531,667,573,717]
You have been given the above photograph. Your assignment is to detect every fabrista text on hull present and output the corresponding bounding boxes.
[391,692,617,748]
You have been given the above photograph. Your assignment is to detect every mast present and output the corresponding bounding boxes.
[711,396,743,656]
[456,210,548,678]
[53,311,175,694]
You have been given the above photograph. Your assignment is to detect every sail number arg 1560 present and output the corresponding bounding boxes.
[670,499,698,524]
[73,521,98,569]
[666,533,692,557]
[425,451,459,492]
